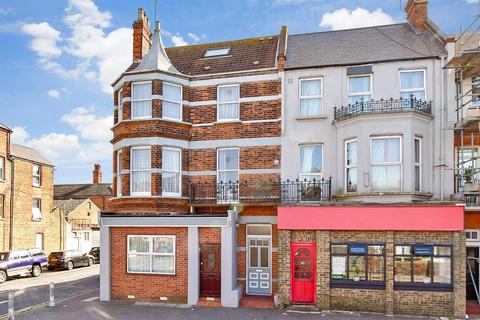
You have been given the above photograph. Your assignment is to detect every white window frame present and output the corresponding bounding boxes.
[131,81,152,119]
[370,135,403,192]
[217,84,240,122]
[117,88,123,123]
[299,77,323,117]
[299,144,323,181]
[0,156,4,181]
[204,47,230,57]
[127,235,176,275]
[130,146,152,197]
[162,147,182,197]
[32,198,42,221]
[162,82,182,121]
[348,74,373,105]
[399,69,426,101]
[466,229,480,242]
[345,139,358,193]
[117,150,122,197]
[414,137,422,192]
[32,164,41,187]
[217,147,239,183]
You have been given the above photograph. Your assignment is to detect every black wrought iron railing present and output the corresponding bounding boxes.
[465,193,480,207]
[334,96,432,121]
[189,178,332,204]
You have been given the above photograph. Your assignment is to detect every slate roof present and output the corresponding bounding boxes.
[54,183,113,200]
[53,199,85,215]
[286,23,446,69]
[11,144,52,166]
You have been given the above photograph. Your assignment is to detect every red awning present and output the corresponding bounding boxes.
[277,206,464,231]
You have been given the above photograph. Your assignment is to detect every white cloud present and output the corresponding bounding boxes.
[187,32,201,42]
[11,126,30,145]
[171,35,188,47]
[21,22,62,57]
[61,106,113,142]
[467,0,479,3]
[47,89,61,99]
[320,7,396,31]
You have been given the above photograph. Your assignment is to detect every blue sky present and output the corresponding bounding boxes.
[0,0,478,184]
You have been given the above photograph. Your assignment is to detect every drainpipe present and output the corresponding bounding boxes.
[440,55,447,201]
[8,155,14,251]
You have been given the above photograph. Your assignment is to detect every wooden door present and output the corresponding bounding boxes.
[291,242,316,304]
[200,245,221,296]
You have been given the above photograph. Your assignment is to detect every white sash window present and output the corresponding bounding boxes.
[130,147,151,196]
[370,136,402,191]
[345,139,358,192]
[127,235,175,275]
[32,198,42,221]
[118,88,123,122]
[218,84,240,121]
[299,144,323,181]
[117,150,122,197]
[400,70,426,101]
[348,75,372,105]
[132,82,152,119]
[299,78,323,117]
[217,148,239,183]
[163,82,182,121]
[162,147,181,196]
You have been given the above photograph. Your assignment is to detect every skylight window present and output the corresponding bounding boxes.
[204,47,230,57]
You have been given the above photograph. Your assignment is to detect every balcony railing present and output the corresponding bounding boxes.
[334,96,432,121]
[190,178,332,204]
[465,193,480,207]
[70,219,99,230]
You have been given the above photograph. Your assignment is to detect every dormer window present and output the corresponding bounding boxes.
[204,47,230,58]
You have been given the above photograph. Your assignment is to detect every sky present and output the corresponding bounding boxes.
[0,0,478,184]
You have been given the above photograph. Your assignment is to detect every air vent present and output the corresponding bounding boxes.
[253,61,260,65]
[204,66,211,70]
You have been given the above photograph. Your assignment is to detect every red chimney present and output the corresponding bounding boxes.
[132,8,152,62]
[93,164,102,184]
[405,0,429,31]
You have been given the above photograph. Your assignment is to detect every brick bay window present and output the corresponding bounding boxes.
[162,82,182,121]
[331,244,385,288]
[370,136,402,192]
[0,156,4,181]
[345,139,357,192]
[414,137,422,192]
[32,198,42,221]
[127,235,175,275]
[299,78,323,117]
[299,144,323,181]
[32,164,41,187]
[217,84,240,122]
[348,74,372,105]
[131,82,152,119]
[130,146,151,196]
[394,244,452,291]
[162,147,181,197]
[400,69,426,101]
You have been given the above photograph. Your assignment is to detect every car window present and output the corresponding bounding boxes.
[19,250,30,259]
[29,249,45,257]
[0,253,9,261]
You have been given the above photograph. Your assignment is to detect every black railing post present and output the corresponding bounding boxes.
[328,176,332,201]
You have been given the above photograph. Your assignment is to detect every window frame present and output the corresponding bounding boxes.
[347,74,373,105]
[345,139,358,193]
[131,81,152,119]
[394,244,453,292]
[217,147,240,183]
[298,77,323,117]
[204,47,231,57]
[217,84,240,122]
[399,69,427,101]
[32,197,42,221]
[370,135,403,192]
[414,137,422,192]
[32,164,41,187]
[117,150,122,197]
[0,194,4,219]
[127,235,176,275]
[162,82,183,121]
[117,88,124,123]
[299,144,323,181]
[330,242,386,289]
[162,147,182,197]
[0,156,4,181]
[130,146,152,197]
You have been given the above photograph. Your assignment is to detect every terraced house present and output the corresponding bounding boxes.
[100,1,467,318]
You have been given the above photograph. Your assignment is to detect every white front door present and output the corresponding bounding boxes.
[246,224,272,296]
[35,233,43,250]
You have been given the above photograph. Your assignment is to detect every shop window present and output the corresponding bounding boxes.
[127,235,175,275]
[394,244,452,291]
[331,243,385,288]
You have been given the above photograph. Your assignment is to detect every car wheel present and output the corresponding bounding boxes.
[0,270,7,284]
[88,258,93,267]
[32,265,42,277]
[66,261,74,270]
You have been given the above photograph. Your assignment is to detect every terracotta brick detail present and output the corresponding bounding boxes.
[199,227,221,244]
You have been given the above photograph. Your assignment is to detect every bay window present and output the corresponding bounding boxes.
[163,82,182,121]
[130,147,151,196]
[32,164,41,186]
[345,139,357,192]
[117,150,122,197]
[131,82,152,119]
[400,70,426,101]
[414,137,421,192]
[217,148,239,183]
[331,244,385,287]
[32,198,42,221]
[370,136,402,191]
[299,144,322,181]
[394,244,452,290]
[217,84,240,121]
[162,147,181,196]
[348,75,372,105]
[117,88,123,122]
[299,78,323,117]
[127,235,175,275]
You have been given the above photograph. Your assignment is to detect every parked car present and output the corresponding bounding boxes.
[48,250,94,271]
[89,247,100,263]
[0,248,48,283]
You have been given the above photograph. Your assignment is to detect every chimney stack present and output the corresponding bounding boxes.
[132,8,153,62]
[93,164,102,184]
[405,0,429,31]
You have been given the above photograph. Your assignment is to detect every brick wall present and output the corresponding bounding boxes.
[0,129,11,251]
[110,227,188,303]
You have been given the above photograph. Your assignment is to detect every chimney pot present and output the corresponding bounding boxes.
[133,8,153,62]
[93,163,102,184]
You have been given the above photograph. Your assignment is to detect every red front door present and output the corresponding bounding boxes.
[290,242,316,304]
[200,245,221,296]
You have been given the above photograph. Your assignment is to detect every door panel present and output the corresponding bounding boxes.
[291,242,316,304]
[200,245,221,296]
[247,238,271,295]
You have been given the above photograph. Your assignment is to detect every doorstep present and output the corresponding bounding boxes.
[197,296,221,308]
[288,304,320,312]
[240,295,275,309]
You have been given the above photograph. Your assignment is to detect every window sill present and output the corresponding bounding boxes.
[331,281,385,290]
[32,185,42,188]
[215,120,241,124]
[394,283,453,292]
[296,115,328,121]
[32,219,42,222]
